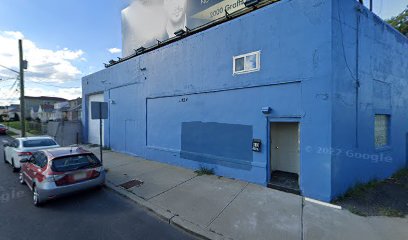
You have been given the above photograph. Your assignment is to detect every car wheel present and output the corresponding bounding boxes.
[11,159,18,172]
[33,186,41,207]
[19,172,25,185]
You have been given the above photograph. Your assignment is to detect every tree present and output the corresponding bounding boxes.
[387,6,408,37]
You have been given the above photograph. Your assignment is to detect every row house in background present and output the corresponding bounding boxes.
[24,96,67,119]
[37,104,54,123]
[29,97,82,122]
[51,98,82,121]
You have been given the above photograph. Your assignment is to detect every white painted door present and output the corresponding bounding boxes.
[270,122,300,174]
[88,93,105,145]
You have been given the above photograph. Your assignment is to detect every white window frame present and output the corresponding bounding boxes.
[233,51,261,75]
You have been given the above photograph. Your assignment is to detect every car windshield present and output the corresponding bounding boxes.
[0,124,5,128]
[22,139,57,148]
[52,154,101,172]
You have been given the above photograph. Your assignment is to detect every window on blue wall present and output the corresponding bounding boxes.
[375,114,390,148]
[233,51,260,75]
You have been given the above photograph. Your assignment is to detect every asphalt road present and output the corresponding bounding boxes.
[0,135,195,240]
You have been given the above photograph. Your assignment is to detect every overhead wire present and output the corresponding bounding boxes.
[27,81,80,89]
[2,79,19,101]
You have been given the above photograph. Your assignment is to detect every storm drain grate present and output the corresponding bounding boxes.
[119,179,144,189]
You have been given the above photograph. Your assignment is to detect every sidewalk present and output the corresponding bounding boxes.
[84,146,408,240]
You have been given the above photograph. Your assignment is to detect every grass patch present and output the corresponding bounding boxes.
[334,169,408,218]
[335,180,380,201]
[4,121,25,130]
[349,207,368,217]
[378,207,405,218]
[392,168,408,179]
[28,129,42,135]
[194,166,215,176]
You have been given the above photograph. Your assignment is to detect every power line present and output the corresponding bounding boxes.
[0,64,19,74]
[0,77,17,81]
[0,83,17,88]
[28,81,80,89]
[0,82,18,96]
[2,79,19,101]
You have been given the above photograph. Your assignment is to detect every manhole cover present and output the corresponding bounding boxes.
[119,179,144,189]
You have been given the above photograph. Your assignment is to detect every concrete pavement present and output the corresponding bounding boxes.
[85,146,408,240]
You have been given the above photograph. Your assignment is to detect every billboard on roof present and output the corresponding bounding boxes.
[122,0,258,57]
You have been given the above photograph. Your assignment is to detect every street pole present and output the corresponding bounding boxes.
[370,0,373,11]
[99,103,103,164]
[18,39,26,137]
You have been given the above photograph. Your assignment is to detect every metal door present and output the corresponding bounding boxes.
[270,122,300,174]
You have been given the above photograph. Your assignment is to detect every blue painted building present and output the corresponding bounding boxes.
[82,0,408,201]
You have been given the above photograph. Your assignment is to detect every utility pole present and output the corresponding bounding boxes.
[370,0,373,11]
[19,39,26,137]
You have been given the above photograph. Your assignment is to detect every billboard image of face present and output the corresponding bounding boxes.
[122,0,264,57]
[164,0,188,38]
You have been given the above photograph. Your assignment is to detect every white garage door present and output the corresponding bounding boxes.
[88,93,105,145]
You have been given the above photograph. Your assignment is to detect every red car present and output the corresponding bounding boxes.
[20,147,105,206]
[0,124,6,135]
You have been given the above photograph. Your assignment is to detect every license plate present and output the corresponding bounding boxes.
[73,172,87,181]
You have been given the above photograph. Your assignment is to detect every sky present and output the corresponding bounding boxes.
[0,0,407,106]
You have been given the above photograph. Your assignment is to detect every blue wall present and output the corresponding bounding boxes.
[330,0,408,198]
[82,0,407,201]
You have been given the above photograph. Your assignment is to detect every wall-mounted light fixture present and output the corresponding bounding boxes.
[225,9,231,19]
[261,107,272,115]
[135,47,146,54]
[174,29,186,37]
[174,27,191,37]
[244,0,259,8]
[156,39,162,46]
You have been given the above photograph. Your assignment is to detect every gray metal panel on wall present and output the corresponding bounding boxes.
[180,121,253,170]
[109,84,145,156]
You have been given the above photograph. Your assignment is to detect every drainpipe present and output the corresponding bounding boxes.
[355,8,361,148]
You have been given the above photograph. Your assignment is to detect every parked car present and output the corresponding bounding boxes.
[3,136,60,172]
[0,124,6,135]
[19,147,105,206]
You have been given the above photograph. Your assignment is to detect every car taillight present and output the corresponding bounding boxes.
[90,170,101,178]
[17,152,32,156]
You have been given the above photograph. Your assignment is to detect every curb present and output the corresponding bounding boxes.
[105,181,226,240]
